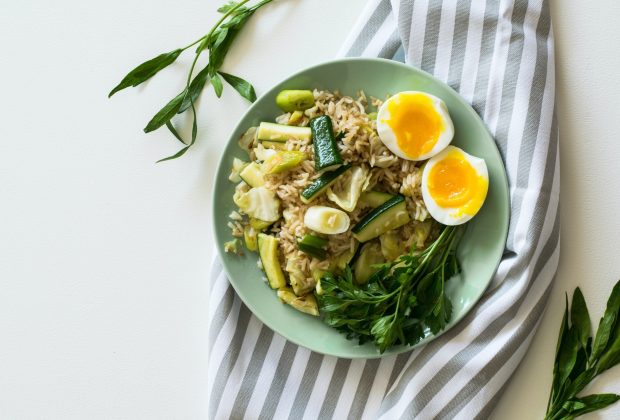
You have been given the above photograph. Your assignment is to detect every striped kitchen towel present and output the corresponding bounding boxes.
[208,0,559,418]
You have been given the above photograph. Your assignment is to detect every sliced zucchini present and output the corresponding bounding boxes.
[257,122,311,142]
[297,234,328,259]
[261,140,288,150]
[275,90,315,112]
[239,162,265,187]
[262,151,306,174]
[298,234,328,248]
[353,242,384,284]
[244,226,258,252]
[352,195,411,242]
[277,287,319,316]
[258,234,286,289]
[298,243,326,259]
[331,242,360,272]
[249,218,273,231]
[300,164,351,204]
[359,191,394,208]
[379,230,401,261]
[310,116,343,171]
[228,157,249,183]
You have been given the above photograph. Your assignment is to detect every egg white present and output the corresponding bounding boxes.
[377,91,455,161]
[421,146,489,225]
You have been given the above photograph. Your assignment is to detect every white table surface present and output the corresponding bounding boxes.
[1,0,619,419]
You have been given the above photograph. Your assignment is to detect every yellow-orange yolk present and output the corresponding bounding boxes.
[382,92,444,159]
[427,150,488,216]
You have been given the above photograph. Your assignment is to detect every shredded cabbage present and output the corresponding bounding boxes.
[235,186,281,222]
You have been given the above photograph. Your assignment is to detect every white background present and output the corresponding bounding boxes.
[0,0,619,419]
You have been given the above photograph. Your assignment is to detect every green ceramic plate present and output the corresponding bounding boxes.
[212,58,509,359]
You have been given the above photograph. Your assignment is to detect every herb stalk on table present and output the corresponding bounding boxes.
[108,0,275,162]
[317,225,462,353]
[544,280,620,420]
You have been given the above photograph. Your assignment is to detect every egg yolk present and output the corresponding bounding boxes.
[427,150,488,216]
[383,92,444,159]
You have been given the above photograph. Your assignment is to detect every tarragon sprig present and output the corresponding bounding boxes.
[109,0,275,162]
[545,280,620,420]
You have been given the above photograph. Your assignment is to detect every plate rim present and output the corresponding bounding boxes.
[211,56,510,359]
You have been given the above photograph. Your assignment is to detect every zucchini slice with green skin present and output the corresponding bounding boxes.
[258,234,287,289]
[352,195,411,242]
[310,116,343,171]
[353,242,385,284]
[257,122,311,142]
[298,242,327,259]
[300,164,351,204]
[297,234,328,259]
[298,234,328,248]
[359,191,394,208]
[239,162,265,187]
[275,90,315,112]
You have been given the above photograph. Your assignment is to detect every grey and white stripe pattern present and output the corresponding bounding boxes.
[208,0,559,417]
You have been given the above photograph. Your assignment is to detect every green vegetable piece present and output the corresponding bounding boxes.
[310,115,343,171]
[244,226,258,252]
[300,164,351,204]
[298,243,327,260]
[239,162,265,187]
[359,191,394,208]
[258,233,286,289]
[262,151,306,174]
[257,122,312,142]
[353,242,384,284]
[276,90,315,112]
[288,110,305,125]
[249,218,273,231]
[277,287,319,316]
[379,230,402,261]
[352,195,410,243]
[299,234,328,249]
[367,112,378,121]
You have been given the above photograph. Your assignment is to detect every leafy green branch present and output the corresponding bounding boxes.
[545,280,620,420]
[109,0,274,162]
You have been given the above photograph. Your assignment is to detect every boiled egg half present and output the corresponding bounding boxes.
[421,146,489,225]
[377,91,454,161]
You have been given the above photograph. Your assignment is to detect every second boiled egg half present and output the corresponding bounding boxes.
[377,91,454,161]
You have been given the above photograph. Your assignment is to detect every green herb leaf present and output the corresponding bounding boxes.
[165,121,186,145]
[109,49,182,97]
[219,71,257,102]
[144,90,186,133]
[217,1,245,13]
[211,72,224,98]
[179,66,210,113]
[316,226,461,353]
[590,280,620,364]
[157,101,198,163]
[571,288,591,352]
[562,394,620,417]
[546,280,620,420]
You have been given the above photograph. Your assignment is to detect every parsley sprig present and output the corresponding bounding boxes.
[317,225,462,353]
[109,0,275,162]
[545,280,620,420]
